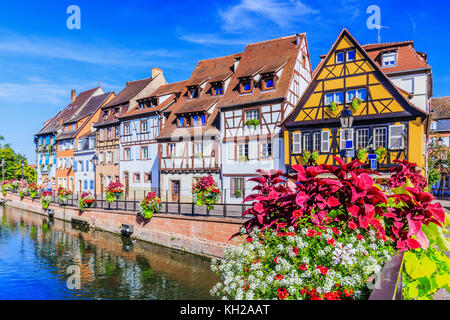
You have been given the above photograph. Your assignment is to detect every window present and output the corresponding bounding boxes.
[179,116,185,127]
[193,115,200,126]
[346,50,355,62]
[324,91,344,105]
[231,177,245,198]
[124,148,131,161]
[402,78,414,94]
[188,87,199,99]
[142,147,149,160]
[144,173,152,183]
[108,127,113,140]
[194,142,203,154]
[303,133,311,151]
[99,152,104,164]
[262,77,275,90]
[313,132,320,151]
[107,151,113,163]
[389,125,405,149]
[430,121,437,131]
[346,88,367,102]
[213,84,223,95]
[261,143,272,159]
[240,80,252,93]
[238,143,249,160]
[201,114,206,125]
[356,129,369,149]
[124,123,131,135]
[133,173,141,183]
[374,128,387,148]
[141,120,148,133]
[168,143,176,157]
[245,109,259,121]
[340,129,354,150]
[382,52,397,67]
[292,132,302,154]
[336,51,344,64]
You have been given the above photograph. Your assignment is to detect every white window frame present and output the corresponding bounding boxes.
[261,142,272,159]
[313,132,321,152]
[382,52,397,67]
[324,91,344,105]
[388,125,405,150]
[292,133,302,154]
[374,127,387,148]
[346,50,355,62]
[303,133,311,152]
[321,131,330,153]
[245,109,259,121]
[401,78,414,94]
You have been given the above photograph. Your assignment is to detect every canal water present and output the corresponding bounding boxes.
[0,206,219,300]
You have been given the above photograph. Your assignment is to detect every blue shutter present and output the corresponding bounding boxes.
[85,160,89,171]
[74,161,78,172]
[46,136,50,145]
[84,180,88,190]
[90,180,94,190]
[39,137,43,145]
[80,161,84,172]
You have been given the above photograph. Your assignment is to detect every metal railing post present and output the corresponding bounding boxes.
[223,189,227,218]
[165,190,168,214]
[133,190,136,212]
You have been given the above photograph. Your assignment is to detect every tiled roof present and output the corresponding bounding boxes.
[36,87,100,136]
[431,97,450,120]
[119,80,188,120]
[362,41,431,74]
[103,77,153,108]
[93,104,129,128]
[218,34,304,108]
[63,92,114,124]
[157,54,241,140]
[55,131,77,141]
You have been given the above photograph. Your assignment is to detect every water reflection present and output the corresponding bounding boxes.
[0,206,218,300]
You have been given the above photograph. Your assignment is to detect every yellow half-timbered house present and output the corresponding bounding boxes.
[283,29,429,174]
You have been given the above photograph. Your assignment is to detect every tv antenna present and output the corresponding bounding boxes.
[374,24,389,43]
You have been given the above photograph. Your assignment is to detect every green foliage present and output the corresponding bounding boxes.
[245,119,260,129]
[356,148,368,161]
[375,147,387,162]
[234,189,242,198]
[302,150,311,164]
[0,145,36,183]
[351,98,362,110]
[427,168,441,189]
[329,101,338,112]
[311,151,319,163]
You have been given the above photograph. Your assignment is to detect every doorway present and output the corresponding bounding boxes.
[171,180,180,201]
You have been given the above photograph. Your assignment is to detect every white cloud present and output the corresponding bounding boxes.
[219,0,318,32]
[178,33,259,46]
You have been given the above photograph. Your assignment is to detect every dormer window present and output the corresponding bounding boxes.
[193,114,207,126]
[382,51,397,67]
[188,87,199,99]
[179,116,185,127]
[262,76,275,91]
[212,83,223,96]
[240,79,252,94]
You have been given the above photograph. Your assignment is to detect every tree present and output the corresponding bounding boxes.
[0,139,37,183]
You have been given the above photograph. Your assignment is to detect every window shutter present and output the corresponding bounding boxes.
[340,129,354,150]
[73,161,77,172]
[115,149,120,163]
[388,125,404,149]
[187,142,193,157]
[272,139,279,159]
[228,142,235,160]
[292,132,302,154]
[249,141,258,160]
[321,131,330,153]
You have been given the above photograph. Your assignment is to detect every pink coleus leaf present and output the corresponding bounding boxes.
[406,238,421,250]
[327,196,340,208]
[415,229,429,250]
[347,205,360,217]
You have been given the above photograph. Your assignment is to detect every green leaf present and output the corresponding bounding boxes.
[405,281,419,299]
[436,273,450,288]
[422,223,450,252]
[404,252,437,279]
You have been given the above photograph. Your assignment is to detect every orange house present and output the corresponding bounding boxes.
[55,88,115,191]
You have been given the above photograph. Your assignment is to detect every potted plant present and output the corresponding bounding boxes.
[78,192,95,212]
[47,163,53,172]
[302,150,311,164]
[234,189,242,198]
[40,145,46,153]
[18,186,29,199]
[375,146,387,162]
[1,181,9,197]
[244,119,260,130]
[57,187,71,204]
[193,175,221,211]
[47,144,52,153]
[105,181,124,203]
[40,163,45,171]
[351,97,362,111]
[239,155,248,163]
[41,191,53,210]
[10,179,19,191]
[329,101,338,113]
[311,150,319,164]
[356,147,368,162]
[139,192,162,219]
[29,183,39,200]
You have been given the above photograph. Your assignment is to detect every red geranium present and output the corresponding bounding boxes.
[292,246,299,256]
[317,266,329,275]
[277,288,289,300]
[356,235,365,241]
[327,238,336,246]
[299,263,308,271]
[274,274,284,281]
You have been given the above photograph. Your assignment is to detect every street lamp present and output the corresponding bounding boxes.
[21,160,25,181]
[92,154,99,196]
[1,159,5,182]
[340,106,354,162]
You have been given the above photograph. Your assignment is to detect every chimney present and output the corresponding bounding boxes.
[296,33,301,47]
[233,57,241,73]
[152,67,163,78]
[71,90,76,103]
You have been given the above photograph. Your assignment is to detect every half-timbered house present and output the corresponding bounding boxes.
[218,34,312,203]
[283,29,429,174]
[93,69,166,196]
[156,54,242,202]
[118,80,187,198]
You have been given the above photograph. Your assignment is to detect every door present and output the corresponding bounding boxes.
[124,172,129,197]
[171,180,180,202]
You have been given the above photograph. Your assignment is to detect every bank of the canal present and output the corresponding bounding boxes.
[4,192,243,258]
[0,205,219,300]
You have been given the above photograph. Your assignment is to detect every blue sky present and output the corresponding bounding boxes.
[0,0,448,163]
